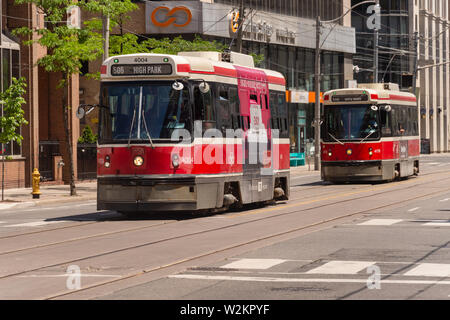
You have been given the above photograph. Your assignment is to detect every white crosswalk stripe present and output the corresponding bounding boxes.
[356,219,450,227]
[222,259,286,270]
[358,219,403,226]
[404,263,450,277]
[215,259,450,278]
[306,260,375,274]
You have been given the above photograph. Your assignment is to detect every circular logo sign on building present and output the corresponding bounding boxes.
[151,6,192,28]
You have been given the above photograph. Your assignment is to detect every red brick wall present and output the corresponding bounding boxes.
[0,159,26,189]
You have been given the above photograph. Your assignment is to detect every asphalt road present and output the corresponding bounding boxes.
[0,154,449,300]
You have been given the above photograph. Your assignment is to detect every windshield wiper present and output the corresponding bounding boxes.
[327,132,344,145]
[360,129,376,143]
[127,101,138,148]
[141,108,155,149]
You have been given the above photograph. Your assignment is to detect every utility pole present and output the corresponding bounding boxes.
[314,15,321,171]
[102,14,110,61]
[412,31,419,91]
[236,0,244,53]
[312,1,376,172]
[373,0,380,83]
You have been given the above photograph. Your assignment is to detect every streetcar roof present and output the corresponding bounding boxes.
[323,84,416,106]
[100,52,286,90]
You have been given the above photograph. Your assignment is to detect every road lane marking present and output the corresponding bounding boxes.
[169,274,450,285]
[306,260,375,275]
[228,171,450,219]
[439,198,449,202]
[4,221,64,227]
[0,203,18,210]
[358,219,403,226]
[17,274,121,278]
[222,259,286,270]
[404,263,450,277]
[408,207,420,212]
[423,222,450,226]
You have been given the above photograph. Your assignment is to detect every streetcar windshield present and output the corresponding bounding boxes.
[323,104,380,141]
[99,81,191,142]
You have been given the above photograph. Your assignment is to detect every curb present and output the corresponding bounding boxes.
[0,195,97,210]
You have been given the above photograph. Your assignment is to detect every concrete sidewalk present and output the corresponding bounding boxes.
[0,181,97,208]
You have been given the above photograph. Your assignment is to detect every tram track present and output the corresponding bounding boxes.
[1,166,447,242]
[0,168,449,258]
[43,180,450,300]
[0,168,449,300]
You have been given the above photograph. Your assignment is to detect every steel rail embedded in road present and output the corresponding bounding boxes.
[0,168,449,299]
[0,168,448,258]
[44,182,450,300]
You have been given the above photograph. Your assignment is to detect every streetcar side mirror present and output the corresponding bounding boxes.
[172,81,184,91]
[76,105,96,119]
[76,106,85,119]
[199,81,210,94]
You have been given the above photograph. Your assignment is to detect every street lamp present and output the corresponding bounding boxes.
[313,0,378,171]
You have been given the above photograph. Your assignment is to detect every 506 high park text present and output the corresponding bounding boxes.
[180,304,270,318]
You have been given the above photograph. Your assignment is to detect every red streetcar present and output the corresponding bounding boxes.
[91,51,290,215]
[321,83,419,182]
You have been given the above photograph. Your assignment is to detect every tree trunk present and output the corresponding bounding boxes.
[62,74,77,196]
[1,143,4,202]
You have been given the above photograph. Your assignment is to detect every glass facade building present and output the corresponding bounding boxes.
[214,0,344,21]
[352,0,412,87]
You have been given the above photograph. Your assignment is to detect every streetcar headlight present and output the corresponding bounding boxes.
[105,156,111,168]
[328,150,332,157]
[368,147,373,156]
[172,154,180,168]
[133,155,144,167]
[346,149,352,156]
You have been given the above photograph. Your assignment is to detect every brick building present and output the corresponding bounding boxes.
[1,0,79,189]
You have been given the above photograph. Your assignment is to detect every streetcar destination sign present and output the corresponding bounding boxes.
[110,64,173,76]
[331,94,368,102]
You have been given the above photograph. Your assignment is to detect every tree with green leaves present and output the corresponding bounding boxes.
[0,77,28,201]
[78,125,97,144]
[109,35,227,56]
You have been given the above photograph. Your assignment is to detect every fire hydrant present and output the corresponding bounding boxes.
[31,168,41,199]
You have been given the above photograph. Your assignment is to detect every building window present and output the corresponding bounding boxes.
[0,48,22,157]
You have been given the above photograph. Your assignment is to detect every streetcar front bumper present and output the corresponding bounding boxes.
[97,176,219,212]
[321,160,386,182]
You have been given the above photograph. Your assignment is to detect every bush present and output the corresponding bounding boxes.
[78,125,97,144]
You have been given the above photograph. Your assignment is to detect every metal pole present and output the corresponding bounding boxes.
[1,143,4,202]
[412,32,419,90]
[373,0,379,83]
[103,14,110,61]
[314,16,321,171]
[236,0,244,53]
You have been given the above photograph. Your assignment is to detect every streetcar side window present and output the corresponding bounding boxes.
[277,93,288,138]
[229,86,241,129]
[216,84,231,133]
[193,85,215,125]
[261,93,268,109]
[380,107,392,137]
[229,87,240,114]
[269,92,278,130]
